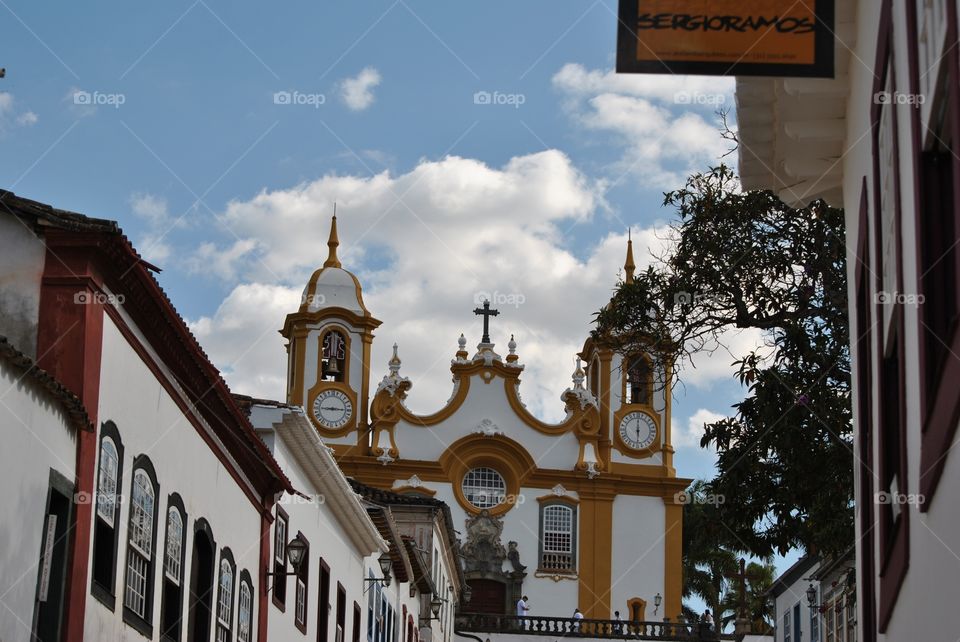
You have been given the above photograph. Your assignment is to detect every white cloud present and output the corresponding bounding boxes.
[16,111,38,126]
[339,67,382,111]
[186,149,757,424]
[129,193,188,264]
[673,408,727,450]
[0,92,38,132]
[552,63,735,189]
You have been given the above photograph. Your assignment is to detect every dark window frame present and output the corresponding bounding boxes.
[907,0,960,507]
[335,582,347,642]
[870,2,910,629]
[273,505,289,611]
[121,455,161,637]
[216,547,237,642]
[91,420,124,609]
[317,556,331,641]
[160,492,187,641]
[353,601,362,642]
[853,180,878,642]
[238,569,255,642]
[295,533,310,634]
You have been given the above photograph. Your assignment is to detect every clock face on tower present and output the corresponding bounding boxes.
[312,389,354,430]
[618,411,658,451]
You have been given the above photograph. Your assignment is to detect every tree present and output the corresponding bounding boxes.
[595,165,852,557]
[681,481,739,623]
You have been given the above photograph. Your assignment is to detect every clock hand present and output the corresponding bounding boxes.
[320,405,344,411]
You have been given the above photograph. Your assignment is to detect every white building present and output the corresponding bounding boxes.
[735,2,960,640]
[0,190,463,642]
[769,556,821,642]
[280,215,690,625]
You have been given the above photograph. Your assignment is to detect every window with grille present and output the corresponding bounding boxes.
[97,438,119,525]
[539,503,576,571]
[92,423,124,605]
[164,507,183,583]
[784,609,792,642]
[295,545,310,633]
[124,468,156,620]
[217,559,234,642]
[238,579,253,642]
[160,496,187,639]
[461,467,506,509]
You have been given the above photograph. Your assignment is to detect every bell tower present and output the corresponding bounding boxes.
[580,232,675,472]
[281,212,381,446]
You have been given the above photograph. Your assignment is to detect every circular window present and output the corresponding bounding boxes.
[461,467,506,509]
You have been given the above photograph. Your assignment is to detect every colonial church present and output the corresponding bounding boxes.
[281,215,691,622]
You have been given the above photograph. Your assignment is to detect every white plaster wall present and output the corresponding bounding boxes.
[84,317,265,641]
[0,359,78,642]
[392,371,582,472]
[774,572,818,642]
[268,437,376,642]
[0,215,45,358]
[841,2,960,640]
[429,481,579,619]
[609,495,664,619]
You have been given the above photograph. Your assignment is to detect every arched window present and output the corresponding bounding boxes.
[626,355,652,405]
[92,422,124,606]
[461,467,506,509]
[160,494,187,639]
[216,550,236,642]
[538,503,577,572]
[124,457,159,629]
[589,358,600,397]
[237,571,254,642]
[322,330,348,382]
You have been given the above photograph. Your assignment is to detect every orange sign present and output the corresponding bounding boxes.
[617,0,834,77]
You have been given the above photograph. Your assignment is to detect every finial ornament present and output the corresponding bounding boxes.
[506,333,519,364]
[572,357,586,389]
[624,228,636,284]
[323,204,342,269]
[456,333,469,361]
[389,343,402,375]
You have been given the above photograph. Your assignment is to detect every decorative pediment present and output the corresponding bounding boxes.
[474,418,504,437]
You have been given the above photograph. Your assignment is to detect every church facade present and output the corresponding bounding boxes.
[282,216,691,622]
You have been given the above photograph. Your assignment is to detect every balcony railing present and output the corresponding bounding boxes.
[455,614,735,641]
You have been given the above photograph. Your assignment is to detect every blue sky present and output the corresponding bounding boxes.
[2,0,797,590]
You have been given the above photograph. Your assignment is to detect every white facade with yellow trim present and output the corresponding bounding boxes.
[282,218,691,622]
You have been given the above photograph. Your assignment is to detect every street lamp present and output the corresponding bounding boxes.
[266,534,308,590]
[431,596,444,619]
[365,553,393,592]
[654,593,663,616]
[806,583,819,609]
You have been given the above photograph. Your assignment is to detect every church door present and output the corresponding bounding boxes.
[464,579,506,614]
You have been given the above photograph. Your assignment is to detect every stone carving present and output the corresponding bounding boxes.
[507,540,526,572]
[461,510,506,573]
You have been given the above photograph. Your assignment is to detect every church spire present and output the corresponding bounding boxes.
[324,204,342,269]
[624,228,636,284]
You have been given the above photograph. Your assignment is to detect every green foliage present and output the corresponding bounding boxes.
[595,165,853,557]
